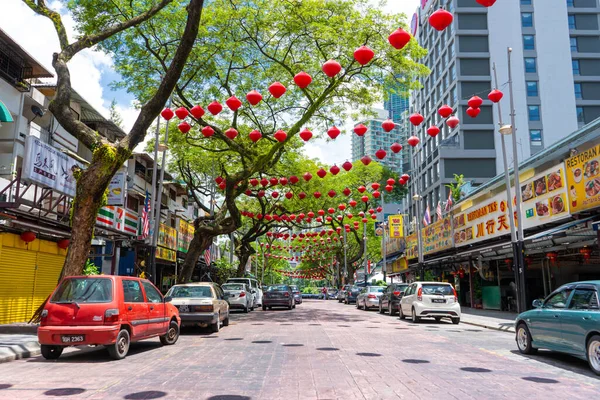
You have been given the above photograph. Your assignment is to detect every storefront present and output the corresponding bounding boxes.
[156,223,177,293]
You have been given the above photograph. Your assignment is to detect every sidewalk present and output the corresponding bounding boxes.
[0,334,40,363]
[460,308,517,333]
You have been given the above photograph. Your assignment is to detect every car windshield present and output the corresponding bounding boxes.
[222,284,244,291]
[290,285,298,292]
[422,284,454,295]
[267,285,289,292]
[167,286,213,298]
[51,278,112,303]
[228,279,250,286]
[368,286,385,293]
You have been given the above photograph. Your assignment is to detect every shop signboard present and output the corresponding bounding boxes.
[107,172,126,206]
[565,144,600,213]
[157,223,177,262]
[519,165,570,228]
[96,206,138,235]
[405,234,418,260]
[422,216,453,255]
[156,247,176,262]
[391,257,408,273]
[384,237,405,256]
[388,214,404,238]
[374,221,384,237]
[177,219,194,253]
[453,192,512,247]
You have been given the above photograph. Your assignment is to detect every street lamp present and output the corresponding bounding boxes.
[412,194,424,281]
[498,124,513,136]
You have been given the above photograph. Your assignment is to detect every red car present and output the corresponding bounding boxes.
[38,275,180,360]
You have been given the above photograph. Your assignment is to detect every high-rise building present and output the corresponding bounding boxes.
[384,91,410,123]
[407,0,600,219]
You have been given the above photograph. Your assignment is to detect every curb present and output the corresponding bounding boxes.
[0,341,41,364]
[0,324,39,335]
[461,319,515,333]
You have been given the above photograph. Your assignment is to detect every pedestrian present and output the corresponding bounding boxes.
[322,286,327,300]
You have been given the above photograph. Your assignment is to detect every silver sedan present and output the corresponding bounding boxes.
[356,286,386,311]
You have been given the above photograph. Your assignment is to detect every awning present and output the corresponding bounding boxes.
[384,254,401,264]
[0,101,13,122]
[525,216,596,244]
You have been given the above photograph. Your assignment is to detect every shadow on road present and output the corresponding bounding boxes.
[510,350,594,378]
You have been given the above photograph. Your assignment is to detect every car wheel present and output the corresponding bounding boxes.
[244,304,249,313]
[587,335,600,375]
[411,308,420,323]
[516,323,537,354]
[160,320,180,345]
[435,317,442,322]
[379,302,384,314]
[399,305,405,320]
[262,305,267,311]
[451,318,460,325]
[389,302,397,316]
[345,299,348,304]
[211,314,221,333]
[250,304,255,311]
[223,313,230,327]
[268,306,272,310]
[107,329,130,360]
[40,345,63,360]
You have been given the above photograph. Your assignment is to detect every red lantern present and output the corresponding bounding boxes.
[580,247,592,262]
[294,71,312,88]
[353,45,374,65]
[330,165,340,175]
[466,107,481,118]
[269,177,278,185]
[215,176,224,184]
[375,149,387,159]
[388,28,411,50]
[318,209,325,216]
[322,59,342,77]
[546,252,559,265]
[299,129,313,141]
[274,130,287,142]
[20,231,35,243]
[476,0,496,6]
[225,96,242,111]
[272,191,279,199]
[468,95,483,108]
[57,238,70,249]
[303,172,313,181]
[407,136,420,147]
[178,121,191,134]
[175,107,189,119]
[385,184,393,192]
[161,108,174,120]
[314,192,322,199]
[362,218,368,223]
[298,192,306,199]
[488,89,504,103]
[371,214,377,220]
[328,208,335,214]
[409,113,424,126]
[401,174,410,181]
[279,177,288,185]
[390,142,402,153]
[429,9,454,31]
[246,90,263,106]
[317,168,327,178]
[371,182,380,190]
[244,189,252,196]
[289,175,299,184]
[398,178,406,185]
[338,204,346,211]
[354,124,368,136]
[347,213,353,219]
[341,161,353,172]
[385,178,395,186]
[427,126,440,137]
[190,105,205,119]
[357,185,366,193]
[327,190,336,198]
[373,190,381,198]
[207,101,223,115]
[225,127,238,139]
[285,192,293,200]
[343,187,351,196]
[268,82,286,98]
[327,126,341,140]
[260,178,269,187]
[361,155,372,166]
[307,211,315,218]
[250,178,259,187]
[349,199,358,207]
[381,119,395,132]
[361,195,369,203]
[199,126,213,138]
[438,104,453,118]
[248,130,262,142]
[446,116,460,129]
[218,182,226,190]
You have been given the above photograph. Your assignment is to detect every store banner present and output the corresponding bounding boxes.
[388,214,404,238]
[565,144,600,213]
[384,237,405,256]
[157,223,177,262]
[520,165,570,228]
[405,234,418,260]
[177,219,194,253]
[156,247,176,262]
[453,192,512,247]
[22,135,82,197]
[107,172,126,206]
[96,206,138,236]
[422,216,453,255]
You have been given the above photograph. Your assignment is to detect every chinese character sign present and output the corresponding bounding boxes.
[388,215,404,238]
[453,193,511,247]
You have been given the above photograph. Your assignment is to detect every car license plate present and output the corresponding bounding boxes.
[61,335,84,343]
[432,299,446,304]
[179,305,189,312]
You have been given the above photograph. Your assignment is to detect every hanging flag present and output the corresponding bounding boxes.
[138,190,151,240]
[203,246,212,265]
[423,205,431,226]
[436,201,442,221]
[445,190,453,212]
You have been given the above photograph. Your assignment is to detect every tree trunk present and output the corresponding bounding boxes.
[236,244,255,277]
[178,231,213,283]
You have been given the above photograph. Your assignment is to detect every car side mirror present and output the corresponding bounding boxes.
[532,299,543,308]
[399,291,405,297]
[164,296,173,303]
[251,289,257,294]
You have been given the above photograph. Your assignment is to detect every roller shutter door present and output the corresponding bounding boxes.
[33,253,64,316]
[0,248,37,324]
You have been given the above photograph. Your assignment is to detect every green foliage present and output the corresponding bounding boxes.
[446,174,465,202]
[301,286,320,294]
[423,270,435,282]
[374,280,387,286]
[108,99,124,129]
[214,257,236,284]
[83,259,100,275]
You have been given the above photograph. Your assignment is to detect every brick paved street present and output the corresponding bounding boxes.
[0,300,598,400]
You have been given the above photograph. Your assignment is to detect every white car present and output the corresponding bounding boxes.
[226,278,263,307]
[222,283,254,313]
[399,282,461,324]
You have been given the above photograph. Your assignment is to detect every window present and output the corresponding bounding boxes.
[574,83,583,99]
[526,81,538,96]
[450,64,456,81]
[573,60,580,75]
[122,280,144,303]
[544,289,573,309]
[51,278,113,303]
[142,281,163,303]
[567,0,574,6]
[577,106,585,123]
[126,196,139,212]
[451,86,458,104]
[523,35,535,50]
[568,288,599,310]
[521,13,533,28]
[568,15,576,29]
[521,0,532,4]
[530,129,542,143]
[570,37,578,52]
[525,57,537,73]
[528,105,540,121]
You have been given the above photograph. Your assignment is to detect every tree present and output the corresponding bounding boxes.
[446,173,466,202]
[105,0,427,283]
[108,99,124,129]
[23,0,205,286]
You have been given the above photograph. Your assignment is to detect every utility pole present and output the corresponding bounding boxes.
[147,116,160,284]
[381,192,387,282]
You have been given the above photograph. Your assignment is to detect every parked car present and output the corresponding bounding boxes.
[399,282,460,324]
[222,283,254,313]
[262,284,295,310]
[338,284,352,302]
[356,286,386,310]
[327,289,338,300]
[166,282,229,332]
[379,283,409,316]
[290,285,302,304]
[227,277,263,307]
[38,276,180,360]
[514,281,600,375]
[301,293,320,299]
[344,285,362,304]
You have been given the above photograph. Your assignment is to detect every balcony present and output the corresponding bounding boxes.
[0,41,32,92]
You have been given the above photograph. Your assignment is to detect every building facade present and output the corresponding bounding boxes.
[407,0,600,220]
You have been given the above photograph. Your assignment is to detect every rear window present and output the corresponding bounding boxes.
[369,286,385,292]
[168,286,213,298]
[422,284,454,296]
[51,278,112,303]
[222,284,244,291]
[267,285,289,292]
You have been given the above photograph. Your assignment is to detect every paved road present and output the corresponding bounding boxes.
[0,300,598,399]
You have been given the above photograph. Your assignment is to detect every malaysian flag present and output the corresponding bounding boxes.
[436,201,442,221]
[139,190,151,240]
[203,246,212,265]
[445,189,453,212]
[423,205,431,226]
